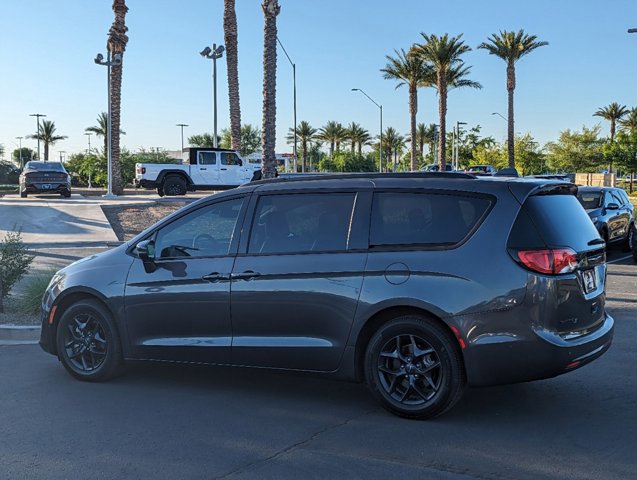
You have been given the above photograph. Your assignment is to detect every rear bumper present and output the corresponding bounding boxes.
[462,311,614,387]
[24,183,70,194]
[134,178,158,189]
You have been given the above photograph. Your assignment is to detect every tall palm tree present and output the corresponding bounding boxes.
[224,0,241,151]
[188,133,219,148]
[261,0,280,178]
[381,49,434,171]
[414,123,437,161]
[413,33,480,170]
[317,121,345,159]
[107,0,129,194]
[620,107,637,133]
[353,127,371,156]
[346,122,366,154]
[380,127,405,168]
[478,30,548,168]
[85,112,126,154]
[594,102,629,142]
[287,121,317,172]
[30,120,67,161]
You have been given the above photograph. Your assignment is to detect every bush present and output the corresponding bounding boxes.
[18,270,57,315]
[0,230,33,313]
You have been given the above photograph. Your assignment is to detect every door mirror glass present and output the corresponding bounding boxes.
[606,202,619,211]
[136,239,155,260]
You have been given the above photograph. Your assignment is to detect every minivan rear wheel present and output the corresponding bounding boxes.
[364,316,466,419]
[55,299,123,382]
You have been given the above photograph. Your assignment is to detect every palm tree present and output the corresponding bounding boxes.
[29,120,67,161]
[85,112,126,154]
[478,30,548,168]
[107,0,129,194]
[414,123,437,162]
[620,108,637,133]
[413,33,481,170]
[346,122,367,154]
[261,0,280,178]
[353,127,371,156]
[381,49,434,171]
[317,121,346,159]
[594,102,629,142]
[380,127,405,169]
[287,121,317,172]
[224,0,241,151]
[188,133,219,148]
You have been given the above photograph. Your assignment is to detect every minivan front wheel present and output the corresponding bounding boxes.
[364,316,466,419]
[55,300,123,382]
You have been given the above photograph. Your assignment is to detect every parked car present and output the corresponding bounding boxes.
[576,186,634,251]
[40,173,613,419]
[420,163,453,172]
[466,165,496,176]
[19,161,71,198]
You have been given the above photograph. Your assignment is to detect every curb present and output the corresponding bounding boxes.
[0,325,41,345]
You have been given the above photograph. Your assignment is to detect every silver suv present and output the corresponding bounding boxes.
[39,173,614,419]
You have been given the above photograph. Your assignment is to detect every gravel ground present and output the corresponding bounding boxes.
[101,202,186,241]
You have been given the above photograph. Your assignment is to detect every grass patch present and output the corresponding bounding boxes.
[17,270,57,315]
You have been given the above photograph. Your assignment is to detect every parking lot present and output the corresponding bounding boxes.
[0,254,634,480]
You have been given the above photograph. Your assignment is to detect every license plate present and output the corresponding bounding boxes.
[582,269,596,294]
[42,184,51,189]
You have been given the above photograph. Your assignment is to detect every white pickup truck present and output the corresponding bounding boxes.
[134,147,261,196]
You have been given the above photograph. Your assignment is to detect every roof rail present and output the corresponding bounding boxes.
[249,171,478,185]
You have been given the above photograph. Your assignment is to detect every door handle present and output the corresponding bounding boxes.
[231,270,261,281]
[220,168,228,171]
[200,167,207,170]
[202,272,230,282]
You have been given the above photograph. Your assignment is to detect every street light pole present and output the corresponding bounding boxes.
[85,132,93,189]
[15,137,23,167]
[59,151,66,162]
[94,51,122,198]
[352,88,383,172]
[176,123,188,158]
[277,36,297,173]
[29,113,46,161]
[456,121,467,170]
[200,44,225,148]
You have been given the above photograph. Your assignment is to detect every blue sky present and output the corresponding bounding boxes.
[1,0,637,161]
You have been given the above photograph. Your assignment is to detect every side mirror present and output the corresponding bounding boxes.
[606,203,620,211]
[136,240,157,273]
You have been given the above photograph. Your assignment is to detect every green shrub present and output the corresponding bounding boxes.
[18,270,57,315]
[0,230,33,313]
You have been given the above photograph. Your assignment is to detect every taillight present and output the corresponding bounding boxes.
[142,167,146,174]
[517,248,578,275]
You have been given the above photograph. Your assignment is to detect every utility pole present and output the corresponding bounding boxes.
[29,113,46,161]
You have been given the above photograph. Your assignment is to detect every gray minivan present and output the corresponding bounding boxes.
[39,173,614,419]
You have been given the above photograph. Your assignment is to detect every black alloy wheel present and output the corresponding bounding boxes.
[162,175,187,196]
[56,300,123,382]
[365,316,466,419]
[623,223,634,252]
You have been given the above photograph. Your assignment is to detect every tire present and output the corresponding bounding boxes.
[61,192,71,198]
[20,190,27,198]
[622,223,634,252]
[364,315,466,420]
[55,299,123,382]
[631,224,637,262]
[162,175,187,196]
[156,187,165,197]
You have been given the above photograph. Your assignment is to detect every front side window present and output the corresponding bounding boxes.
[370,192,492,247]
[221,153,241,166]
[154,197,244,258]
[198,152,216,165]
[248,193,356,254]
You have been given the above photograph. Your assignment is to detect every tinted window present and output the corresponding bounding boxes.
[198,152,216,165]
[370,192,492,247]
[248,193,356,254]
[520,194,600,252]
[610,191,624,206]
[25,161,66,172]
[154,197,244,258]
[221,152,241,166]
[577,191,602,209]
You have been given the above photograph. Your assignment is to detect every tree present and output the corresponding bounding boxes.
[380,127,406,169]
[261,0,280,179]
[413,33,481,170]
[612,130,637,193]
[381,49,434,171]
[12,148,35,167]
[345,122,367,155]
[353,127,371,157]
[317,121,346,159]
[287,121,317,172]
[220,124,261,156]
[594,102,629,142]
[0,230,33,313]
[107,0,129,195]
[224,0,242,151]
[188,133,218,148]
[478,30,548,168]
[620,108,637,133]
[413,123,436,162]
[29,120,67,161]
[545,126,604,173]
[85,112,126,154]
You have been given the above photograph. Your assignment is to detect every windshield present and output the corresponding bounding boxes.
[577,191,603,209]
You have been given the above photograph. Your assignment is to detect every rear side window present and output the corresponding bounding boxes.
[370,192,492,247]
[576,191,602,209]
[248,193,356,254]
[198,152,216,165]
[511,194,600,252]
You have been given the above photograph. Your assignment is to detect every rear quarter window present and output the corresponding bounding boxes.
[370,192,493,248]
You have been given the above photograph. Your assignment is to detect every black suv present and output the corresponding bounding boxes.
[576,186,634,251]
[39,173,613,419]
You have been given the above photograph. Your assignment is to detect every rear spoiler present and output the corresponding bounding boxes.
[508,182,577,205]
